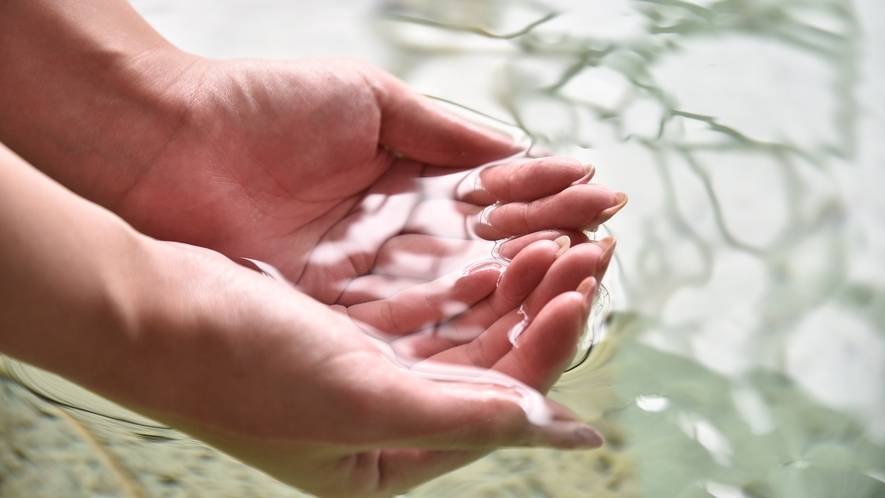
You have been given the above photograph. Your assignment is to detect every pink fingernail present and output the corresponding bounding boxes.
[554,235,571,258]
[597,236,616,252]
[576,277,598,309]
[595,237,617,281]
[572,426,604,449]
[594,192,628,219]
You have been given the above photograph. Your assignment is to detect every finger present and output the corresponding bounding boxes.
[390,239,562,358]
[491,282,596,393]
[494,229,590,261]
[593,237,617,282]
[472,157,592,204]
[522,241,611,317]
[364,66,520,166]
[366,399,603,493]
[472,185,624,240]
[366,369,601,451]
[346,263,502,337]
[420,242,612,366]
[584,191,628,232]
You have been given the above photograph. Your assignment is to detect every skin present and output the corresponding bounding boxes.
[0,1,626,496]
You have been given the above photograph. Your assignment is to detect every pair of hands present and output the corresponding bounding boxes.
[2,30,625,494]
[99,57,625,497]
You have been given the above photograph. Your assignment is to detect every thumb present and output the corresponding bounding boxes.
[363,67,521,166]
[368,397,601,495]
[369,366,602,452]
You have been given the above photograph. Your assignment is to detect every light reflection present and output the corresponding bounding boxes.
[635,394,668,412]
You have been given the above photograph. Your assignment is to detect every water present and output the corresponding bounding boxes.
[3,0,885,496]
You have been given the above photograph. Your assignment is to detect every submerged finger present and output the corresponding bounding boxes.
[492,281,596,393]
[391,239,562,359]
[493,229,590,261]
[420,242,612,368]
[468,156,592,204]
[473,185,624,240]
[347,263,502,337]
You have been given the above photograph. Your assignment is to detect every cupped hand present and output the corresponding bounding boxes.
[114,238,608,498]
[111,58,625,305]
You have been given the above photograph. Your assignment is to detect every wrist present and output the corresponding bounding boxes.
[0,0,205,208]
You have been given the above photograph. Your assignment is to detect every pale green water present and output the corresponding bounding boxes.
[3,1,884,497]
[372,1,885,495]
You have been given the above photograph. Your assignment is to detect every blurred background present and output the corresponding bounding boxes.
[1,0,883,496]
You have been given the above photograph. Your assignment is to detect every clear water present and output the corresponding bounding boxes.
[3,0,884,496]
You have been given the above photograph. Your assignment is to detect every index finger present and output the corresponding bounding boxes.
[458,157,593,205]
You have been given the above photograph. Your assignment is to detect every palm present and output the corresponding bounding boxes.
[151,237,612,498]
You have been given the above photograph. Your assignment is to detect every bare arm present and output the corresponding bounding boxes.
[0,0,196,206]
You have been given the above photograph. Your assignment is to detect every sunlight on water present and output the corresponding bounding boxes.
[375,0,885,496]
[2,0,883,496]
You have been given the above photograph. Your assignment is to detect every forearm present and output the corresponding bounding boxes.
[0,142,348,436]
[0,0,197,207]
[0,141,257,427]
[0,141,150,385]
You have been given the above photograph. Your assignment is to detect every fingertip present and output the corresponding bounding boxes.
[554,235,571,258]
[576,276,598,310]
[375,72,520,166]
[528,422,604,450]
[584,191,628,231]
[571,163,596,186]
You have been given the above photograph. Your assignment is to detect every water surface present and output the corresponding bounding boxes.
[4,0,884,496]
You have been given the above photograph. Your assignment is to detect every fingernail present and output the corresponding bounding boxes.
[596,192,628,218]
[576,277,598,309]
[572,163,596,186]
[469,204,498,239]
[595,237,617,281]
[583,193,628,232]
[596,236,616,255]
[539,423,605,449]
[554,235,571,258]
[572,426,604,449]
[479,204,495,225]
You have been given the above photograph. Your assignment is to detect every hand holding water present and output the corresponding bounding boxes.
[86,56,626,358]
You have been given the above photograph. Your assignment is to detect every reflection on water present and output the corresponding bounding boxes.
[2,0,884,496]
[377,0,885,496]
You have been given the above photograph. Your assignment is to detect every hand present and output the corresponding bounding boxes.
[106,58,625,300]
[0,134,610,498]
[0,6,627,497]
[0,0,628,321]
[113,238,609,498]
